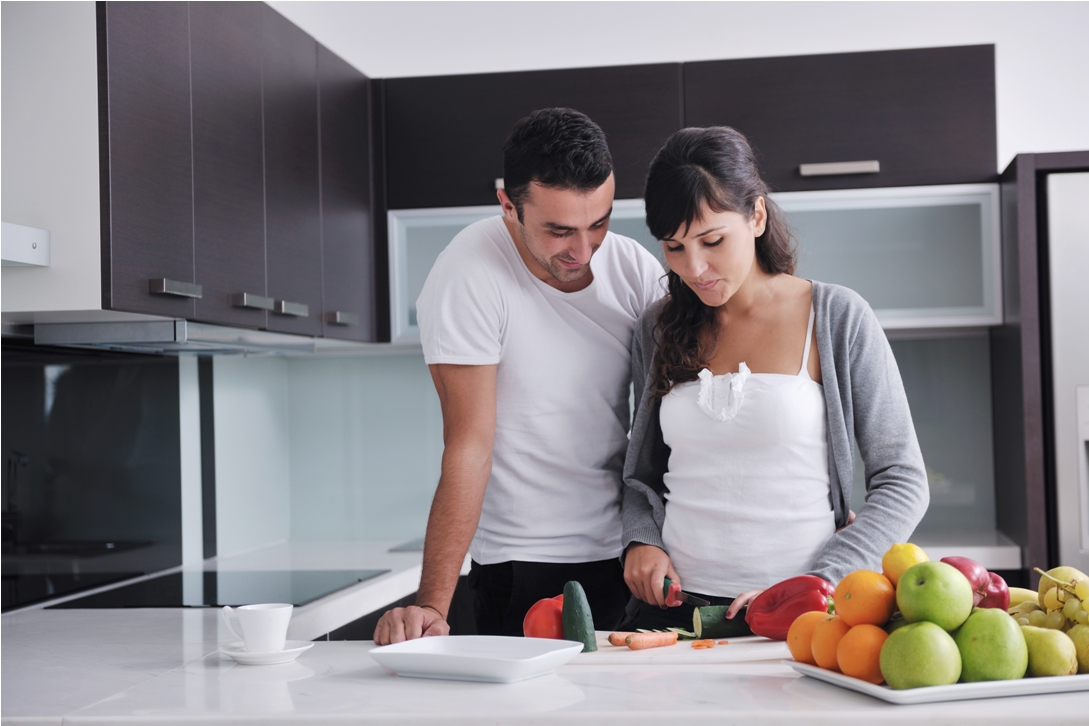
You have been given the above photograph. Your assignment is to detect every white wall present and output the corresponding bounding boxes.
[1,1,103,313]
[213,357,292,556]
[269,0,1089,171]
[286,355,443,542]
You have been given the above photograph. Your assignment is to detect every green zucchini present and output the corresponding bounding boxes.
[561,581,597,652]
[693,605,750,639]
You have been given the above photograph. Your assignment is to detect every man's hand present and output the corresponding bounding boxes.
[624,543,680,607]
[373,605,450,645]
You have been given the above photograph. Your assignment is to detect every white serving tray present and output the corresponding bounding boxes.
[369,636,584,683]
[787,660,1089,704]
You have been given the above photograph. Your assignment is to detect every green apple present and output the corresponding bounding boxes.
[1021,625,1078,676]
[954,607,1028,681]
[880,621,962,689]
[896,561,975,631]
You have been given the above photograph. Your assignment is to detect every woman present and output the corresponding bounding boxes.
[618,127,929,633]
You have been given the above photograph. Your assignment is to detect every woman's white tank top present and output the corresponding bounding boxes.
[659,306,834,597]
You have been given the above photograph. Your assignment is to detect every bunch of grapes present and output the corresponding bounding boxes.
[1010,570,1089,630]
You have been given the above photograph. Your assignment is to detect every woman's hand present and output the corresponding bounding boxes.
[624,543,680,607]
[725,589,763,620]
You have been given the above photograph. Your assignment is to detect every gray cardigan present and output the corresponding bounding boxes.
[621,280,929,585]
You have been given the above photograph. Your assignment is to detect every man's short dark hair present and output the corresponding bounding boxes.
[502,108,613,220]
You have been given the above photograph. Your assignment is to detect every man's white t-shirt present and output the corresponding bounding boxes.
[417,216,664,565]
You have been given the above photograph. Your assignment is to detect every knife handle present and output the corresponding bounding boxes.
[663,579,684,607]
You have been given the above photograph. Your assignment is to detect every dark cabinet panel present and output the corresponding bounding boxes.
[384,64,684,208]
[262,5,322,336]
[100,1,194,318]
[319,46,375,342]
[189,1,267,329]
[684,46,997,191]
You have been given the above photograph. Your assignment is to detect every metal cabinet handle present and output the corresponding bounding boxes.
[149,278,202,298]
[328,311,359,326]
[231,292,274,311]
[274,300,309,317]
[798,160,880,177]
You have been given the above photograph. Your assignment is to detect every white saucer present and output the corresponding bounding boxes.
[220,640,314,666]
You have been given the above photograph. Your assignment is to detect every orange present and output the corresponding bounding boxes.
[837,624,889,684]
[834,570,896,627]
[881,543,929,587]
[786,611,827,665]
[810,615,851,671]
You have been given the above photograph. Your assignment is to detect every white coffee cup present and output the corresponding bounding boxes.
[222,603,293,653]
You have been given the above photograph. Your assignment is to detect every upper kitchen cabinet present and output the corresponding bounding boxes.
[98,1,196,319]
[684,45,997,192]
[261,4,323,337]
[189,2,268,329]
[383,64,684,209]
[319,46,376,342]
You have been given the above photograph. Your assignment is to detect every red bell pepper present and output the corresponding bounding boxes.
[744,575,834,641]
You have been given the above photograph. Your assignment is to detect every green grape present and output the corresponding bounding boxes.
[1076,609,1089,625]
[1028,610,1048,627]
[1044,610,1066,630]
[1062,596,1082,620]
[1016,616,1031,626]
[1076,579,1089,601]
[1043,587,1063,610]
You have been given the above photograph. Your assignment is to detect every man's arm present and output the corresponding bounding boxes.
[373,363,497,644]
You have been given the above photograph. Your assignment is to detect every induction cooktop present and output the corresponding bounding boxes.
[46,569,389,609]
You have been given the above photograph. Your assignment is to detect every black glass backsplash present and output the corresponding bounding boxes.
[2,340,182,611]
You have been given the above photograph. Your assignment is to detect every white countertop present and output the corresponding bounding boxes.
[4,539,1086,724]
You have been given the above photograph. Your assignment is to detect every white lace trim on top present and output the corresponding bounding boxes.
[696,362,750,422]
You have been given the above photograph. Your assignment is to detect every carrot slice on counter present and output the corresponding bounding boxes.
[608,632,637,646]
[717,640,730,645]
[625,631,679,650]
[691,639,716,648]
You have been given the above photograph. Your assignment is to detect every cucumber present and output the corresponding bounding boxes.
[561,581,597,652]
[693,605,750,639]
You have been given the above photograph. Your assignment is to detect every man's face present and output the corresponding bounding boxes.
[500,174,615,289]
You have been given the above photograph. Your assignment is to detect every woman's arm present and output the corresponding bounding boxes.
[807,288,929,584]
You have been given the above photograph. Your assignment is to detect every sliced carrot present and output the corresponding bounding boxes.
[625,631,679,650]
[717,640,730,645]
[608,632,637,646]
[691,639,716,648]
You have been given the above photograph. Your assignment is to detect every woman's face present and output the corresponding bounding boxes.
[661,198,767,308]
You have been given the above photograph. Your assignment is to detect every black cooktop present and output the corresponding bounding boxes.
[46,569,389,609]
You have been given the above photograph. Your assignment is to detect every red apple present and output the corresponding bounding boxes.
[977,571,1010,610]
[940,556,989,606]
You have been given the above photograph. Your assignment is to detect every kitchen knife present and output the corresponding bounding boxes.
[663,578,711,607]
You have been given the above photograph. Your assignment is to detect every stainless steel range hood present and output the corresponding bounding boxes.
[33,320,322,355]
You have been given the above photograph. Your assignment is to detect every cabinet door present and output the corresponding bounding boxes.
[319,46,375,342]
[384,64,683,209]
[262,5,322,336]
[189,1,267,329]
[684,46,997,192]
[100,1,195,318]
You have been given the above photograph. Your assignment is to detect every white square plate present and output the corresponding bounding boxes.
[369,636,585,683]
[786,660,1089,704]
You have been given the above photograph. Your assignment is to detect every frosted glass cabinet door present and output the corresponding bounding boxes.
[775,183,1001,329]
[388,202,664,344]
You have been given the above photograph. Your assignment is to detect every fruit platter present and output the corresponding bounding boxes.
[781,544,1089,703]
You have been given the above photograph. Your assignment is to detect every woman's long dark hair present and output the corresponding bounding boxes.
[644,127,797,397]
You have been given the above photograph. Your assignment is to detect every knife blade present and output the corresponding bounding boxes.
[663,578,711,607]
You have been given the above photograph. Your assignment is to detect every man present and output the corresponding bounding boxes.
[374,108,664,643]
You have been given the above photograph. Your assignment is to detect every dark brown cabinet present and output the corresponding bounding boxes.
[189,1,267,329]
[98,1,195,319]
[262,4,323,337]
[383,64,684,209]
[96,1,377,341]
[319,46,374,342]
[684,45,997,191]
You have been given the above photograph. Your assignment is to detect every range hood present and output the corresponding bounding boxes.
[30,320,375,356]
